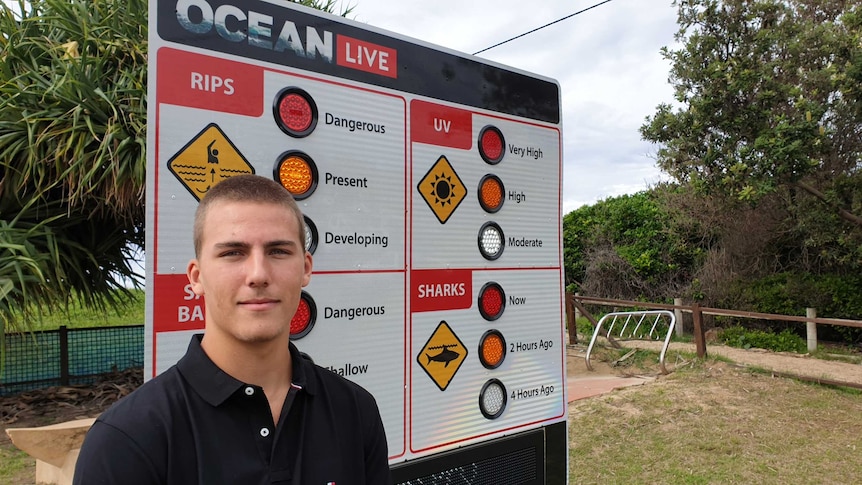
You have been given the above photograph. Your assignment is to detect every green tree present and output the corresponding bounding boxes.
[0,0,148,333]
[563,190,705,301]
[640,0,862,228]
[0,0,352,333]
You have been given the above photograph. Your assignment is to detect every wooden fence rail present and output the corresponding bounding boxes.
[566,294,862,358]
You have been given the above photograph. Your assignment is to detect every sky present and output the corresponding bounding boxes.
[349,0,680,215]
[2,0,680,216]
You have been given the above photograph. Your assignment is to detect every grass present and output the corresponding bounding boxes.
[811,345,862,365]
[0,446,31,483]
[568,357,862,484]
[6,289,145,332]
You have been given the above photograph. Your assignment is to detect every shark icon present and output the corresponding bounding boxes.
[426,345,460,367]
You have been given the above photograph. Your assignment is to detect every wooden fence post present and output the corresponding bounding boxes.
[59,325,70,386]
[674,297,683,337]
[692,303,707,358]
[565,293,577,345]
[806,307,817,353]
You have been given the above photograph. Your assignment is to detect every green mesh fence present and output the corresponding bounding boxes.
[1,325,143,396]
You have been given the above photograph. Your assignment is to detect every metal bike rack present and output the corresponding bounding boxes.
[585,310,676,374]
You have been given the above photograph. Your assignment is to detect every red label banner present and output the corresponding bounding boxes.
[157,47,264,117]
[410,100,472,149]
[152,273,206,333]
[336,35,398,78]
[411,269,473,313]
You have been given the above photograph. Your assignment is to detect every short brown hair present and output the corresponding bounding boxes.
[193,175,305,257]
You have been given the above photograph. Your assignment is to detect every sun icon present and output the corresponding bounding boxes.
[431,172,458,206]
[417,155,466,224]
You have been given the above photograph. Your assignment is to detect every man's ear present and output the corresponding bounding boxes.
[187,259,204,296]
[302,251,313,287]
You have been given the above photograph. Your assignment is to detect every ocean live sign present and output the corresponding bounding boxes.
[173,0,397,78]
[148,0,565,480]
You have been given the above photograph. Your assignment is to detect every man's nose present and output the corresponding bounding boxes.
[246,251,270,287]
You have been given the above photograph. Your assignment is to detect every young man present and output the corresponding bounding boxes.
[74,175,391,484]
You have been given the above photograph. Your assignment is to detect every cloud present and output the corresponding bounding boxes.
[353,0,680,213]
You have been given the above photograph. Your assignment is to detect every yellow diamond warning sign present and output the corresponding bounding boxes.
[417,321,468,391]
[417,155,466,224]
[168,123,254,201]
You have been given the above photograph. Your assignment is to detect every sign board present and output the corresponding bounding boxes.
[146,0,566,474]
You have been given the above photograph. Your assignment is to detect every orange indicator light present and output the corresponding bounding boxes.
[274,151,318,200]
[478,174,504,213]
[479,329,507,369]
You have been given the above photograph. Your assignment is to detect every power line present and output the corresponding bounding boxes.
[472,0,614,55]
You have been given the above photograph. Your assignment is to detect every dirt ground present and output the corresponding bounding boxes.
[3,342,862,483]
[615,340,862,386]
[1,368,142,484]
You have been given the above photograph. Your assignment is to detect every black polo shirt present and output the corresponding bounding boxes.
[73,335,391,484]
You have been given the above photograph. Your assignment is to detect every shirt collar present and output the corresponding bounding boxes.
[287,341,318,396]
[177,334,317,406]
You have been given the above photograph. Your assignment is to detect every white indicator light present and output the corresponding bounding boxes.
[479,379,507,419]
[478,222,504,260]
[303,215,318,255]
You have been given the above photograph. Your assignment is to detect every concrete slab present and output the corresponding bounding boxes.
[567,375,654,403]
[6,417,96,485]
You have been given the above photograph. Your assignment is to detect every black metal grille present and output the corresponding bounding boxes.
[1,325,143,396]
[397,447,537,485]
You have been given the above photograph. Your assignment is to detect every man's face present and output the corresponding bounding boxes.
[187,200,312,345]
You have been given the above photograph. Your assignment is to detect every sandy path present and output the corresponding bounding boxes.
[616,340,862,386]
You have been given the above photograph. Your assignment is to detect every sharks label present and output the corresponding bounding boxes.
[417,321,467,391]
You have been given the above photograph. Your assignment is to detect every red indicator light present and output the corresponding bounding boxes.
[479,329,507,369]
[290,291,316,339]
[478,282,506,321]
[478,174,504,213]
[274,150,318,200]
[273,87,318,138]
[478,125,505,164]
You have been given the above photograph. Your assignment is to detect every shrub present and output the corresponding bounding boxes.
[576,317,595,339]
[720,325,807,353]
[725,272,862,344]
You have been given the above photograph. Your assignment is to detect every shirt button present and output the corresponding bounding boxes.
[260,428,270,437]
[245,387,254,396]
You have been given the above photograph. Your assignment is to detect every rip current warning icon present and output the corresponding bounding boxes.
[417,155,466,224]
[417,321,468,391]
[167,123,254,201]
